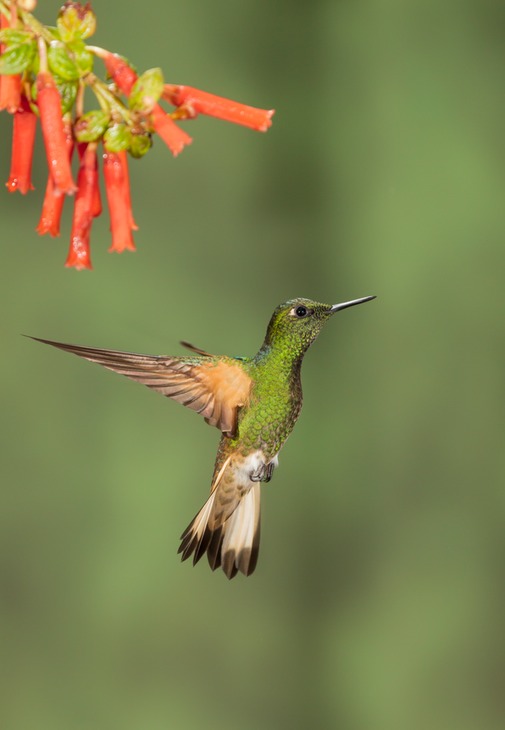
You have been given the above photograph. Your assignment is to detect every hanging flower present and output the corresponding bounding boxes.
[65,143,99,269]
[164,85,274,131]
[0,5,22,113]
[102,149,136,253]
[6,95,36,193]
[37,70,77,195]
[103,54,192,156]
[36,116,74,237]
[0,0,275,269]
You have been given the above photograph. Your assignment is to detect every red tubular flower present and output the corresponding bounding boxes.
[36,117,74,236]
[150,104,192,157]
[104,52,192,156]
[65,144,98,270]
[0,74,21,113]
[36,181,65,236]
[91,153,102,219]
[118,150,137,230]
[37,71,77,195]
[0,9,21,113]
[78,143,102,219]
[102,150,136,253]
[103,52,137,95]
[6,96,37,194]
[164,85,274,131]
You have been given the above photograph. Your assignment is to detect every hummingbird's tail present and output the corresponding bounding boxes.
[178,457,261,579]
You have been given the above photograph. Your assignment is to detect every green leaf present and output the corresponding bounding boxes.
[48,44,80,81]
[55,79,78,115]
[0,29,33,45]
[45,26,62,41]
[129,68,164,113]
[0,41,36,75]
[69,41,93,75]
[103,123,132,153]
[129,133,152,158]
[74,110,111,143]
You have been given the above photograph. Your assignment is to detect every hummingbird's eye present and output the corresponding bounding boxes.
[291,305,310,319]
[289,305,314,319]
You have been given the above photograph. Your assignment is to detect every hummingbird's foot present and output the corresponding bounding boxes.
[249,461,275,483]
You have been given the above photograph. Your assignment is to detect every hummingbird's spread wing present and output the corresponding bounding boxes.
[32,338,252,437]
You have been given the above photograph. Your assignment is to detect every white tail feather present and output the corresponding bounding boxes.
[179,450,272,578]
[179,482,261,578]
[221,483,260,577]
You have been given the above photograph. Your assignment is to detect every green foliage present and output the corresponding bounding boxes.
[74,110,111,143]
[129,68,164,113]
[103,122,132,152]
[128,131,152,158]
[48,43,80,80]
[0,35,36,74]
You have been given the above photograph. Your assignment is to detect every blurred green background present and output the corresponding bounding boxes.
[1,1,505,728]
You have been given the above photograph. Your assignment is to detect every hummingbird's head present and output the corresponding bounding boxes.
[263,296,376,355]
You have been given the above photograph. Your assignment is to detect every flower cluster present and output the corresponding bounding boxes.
[0,1,274,269]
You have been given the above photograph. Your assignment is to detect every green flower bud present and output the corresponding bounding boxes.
[129,133,152,158]
[103,123,132,152]
[129,68,164,113]
[57,2,97,43]
[74,110,111,143]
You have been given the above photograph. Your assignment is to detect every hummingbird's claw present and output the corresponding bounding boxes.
[250,461,275,483]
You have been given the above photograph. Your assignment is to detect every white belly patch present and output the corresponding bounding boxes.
[235,451,279,488]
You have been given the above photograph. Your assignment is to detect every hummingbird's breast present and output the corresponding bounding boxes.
[234,358,303,460]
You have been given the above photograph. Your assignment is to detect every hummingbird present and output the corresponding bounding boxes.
[31,295,375,579]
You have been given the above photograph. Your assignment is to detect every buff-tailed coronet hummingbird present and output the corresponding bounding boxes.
[30,295,375,579]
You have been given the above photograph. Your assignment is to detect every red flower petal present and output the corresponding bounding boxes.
[91,154,102,218]
[36,118,74,237]
[6,96,37,194]
[0,9,21,113]
[103,53,137,96]
[118,150,138,230]
[164,84,274,131]
[78,143,102,218]
[66,144,97,270]
[0,74,21,114]
[103,150,136,253]
[37,71,77,195]
[150,104,192,157]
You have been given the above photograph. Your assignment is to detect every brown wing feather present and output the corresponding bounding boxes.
[30,337,251,437]
[179,341,214,357]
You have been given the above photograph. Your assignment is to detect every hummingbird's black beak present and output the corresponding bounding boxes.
[330,295,376,313]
